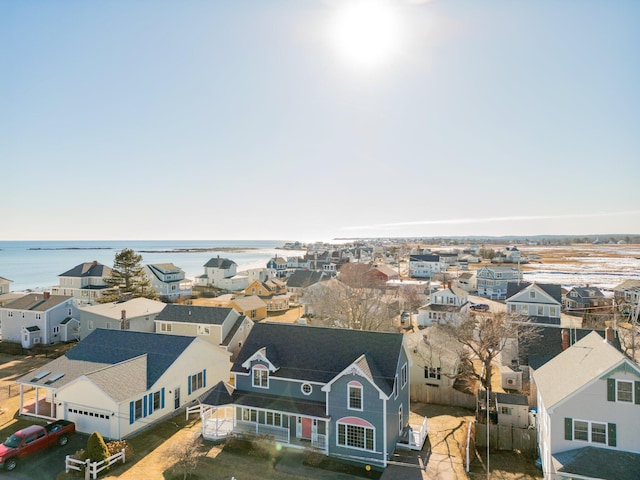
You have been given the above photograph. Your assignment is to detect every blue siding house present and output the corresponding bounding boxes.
[197,322,427,468]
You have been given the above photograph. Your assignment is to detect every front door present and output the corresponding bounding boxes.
[174,387,180,409]
[301,417,312,440]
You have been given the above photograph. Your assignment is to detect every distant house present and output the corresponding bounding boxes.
[533,331,640,480]
[229,295,268,321]
[506,282,562,325]
[0,292,77,347]
[16,329,231,440]
[244,279,291,312]
[196,257,238,288]
[155,304,253,358]
[406,325,462,388]
[144,263,192,302]
[286,270,329,302]
[563,286,610,312]
[456,272,477,293]
[613,279,640,316]
[476,266,523,300]
[266,256,288,277]
[409,255,444,278]
[50,261,112,305]
[77,297,166,340]
[195,322,426,467]
[416,286,468,327]
[0,276,12,294]
[369,264,399,282]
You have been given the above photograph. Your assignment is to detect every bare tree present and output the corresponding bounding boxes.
[304,263,399,331]
[443,311,538,391]
[399,284,428,314]
[168,434,202,480]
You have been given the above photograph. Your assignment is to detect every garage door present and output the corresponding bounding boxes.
[66,405,111,438]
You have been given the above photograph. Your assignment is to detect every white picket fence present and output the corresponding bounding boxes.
[65,449,126,479]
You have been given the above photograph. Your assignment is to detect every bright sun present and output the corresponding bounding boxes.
[328,0,403,70]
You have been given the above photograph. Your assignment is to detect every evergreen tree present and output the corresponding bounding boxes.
[99,248,157,303]
[87,431,109,465]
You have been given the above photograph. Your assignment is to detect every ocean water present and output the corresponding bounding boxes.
[0,240,301,292]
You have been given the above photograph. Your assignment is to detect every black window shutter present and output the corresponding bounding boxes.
[635,381,640,405]
[607,378,616,401]
[608,423,617,447]
[564,417,572,440]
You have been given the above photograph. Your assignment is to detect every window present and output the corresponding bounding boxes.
[301,383,312,395]
[105,322,111,329]
[265,411,283,427]
[401,363,407,388]
[537,305,544,316]
[571,419,609,444]
[88,321,94,330]
[399,405,403,435]
[53,326,59,334]
[348,382,362,410]
[252,365,268,388]
[159,322,172,333]
[393,375,398,399]
[550,307,558,317]
[591,423,607,444]
[242,407,257,423]
[153,391,161,411]
[134,399,143,420]
[521,305,528,315]
[36,313,42,320]
[529,291,536,299]
[500,407,513,415]
[617,380,633,403]
[197,325,210,335]
[337,421,374,451]
[509,304,516,313]
[190,371,205,393]
[425,366,441,380]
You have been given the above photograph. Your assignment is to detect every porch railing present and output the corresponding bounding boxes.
[235,420,290,444]
[312,433,327,450]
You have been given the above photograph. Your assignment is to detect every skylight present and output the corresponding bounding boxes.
[31,371,50,382]
[45,373,65,384]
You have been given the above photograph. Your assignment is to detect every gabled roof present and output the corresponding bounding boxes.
[232,323,403,395]
[231,295,267,310]
[532,331,636,409]
[4,293,72,311]
[204,257,236,269]
[147,263,182,274]
[286,270,328,288]
[66,329,198,388]
[506,282,562,304]
[567,286,606,298]
[156,304,234,325]
[0,277,13,283]
[552,447,640,480]
[222,315,248,346]
[59,261,111,278]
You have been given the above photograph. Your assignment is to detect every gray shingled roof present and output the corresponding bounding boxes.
[199,381,235,406]
[552,447,640,480]
[286,270,327,288]
[4,293,72,311]
[232,323,403,395]
[506,282,562,303]
[409,254,440,262]
[59,261,111,278]
[66,329,197,388]
[204,257,236,269]
[156,304,233,325]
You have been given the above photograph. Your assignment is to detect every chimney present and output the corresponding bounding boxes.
[561,329,569,351]
[43,291,50,300]
[605,327,615,344]
[92,260,98,266]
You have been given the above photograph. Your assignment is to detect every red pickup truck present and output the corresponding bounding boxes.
[0,419,76,471]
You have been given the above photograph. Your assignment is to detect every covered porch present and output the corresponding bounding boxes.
[18,383,57,420]
[397,416,428,450]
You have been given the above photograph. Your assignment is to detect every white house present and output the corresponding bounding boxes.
[0,276,12,294]
[406,325,462,388]
[476,266,523,300]
[506,282,562,325]
[16,329,231,440]
[456,272,477,293]
[416,285,468,327]
[51,261,112,305]
[495,392,529,428]
[409,255,445,278]
[533,331,640,480]
[196,257,238,288]
[144,263,192,301]
[0,293,77,347]
[77,297,167,340]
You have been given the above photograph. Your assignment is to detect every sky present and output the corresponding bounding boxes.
[2,0,639,242]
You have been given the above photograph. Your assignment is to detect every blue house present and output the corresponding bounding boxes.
[195,322,427,468]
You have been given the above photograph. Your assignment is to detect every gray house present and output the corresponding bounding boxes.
[196,322,427,468]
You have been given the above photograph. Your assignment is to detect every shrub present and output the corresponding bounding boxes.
[87,432,109,466]
[106,440,133,460]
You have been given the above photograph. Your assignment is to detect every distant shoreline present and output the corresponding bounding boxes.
[28,247,261,253]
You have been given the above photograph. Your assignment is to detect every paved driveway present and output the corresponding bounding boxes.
[3,432,88,480]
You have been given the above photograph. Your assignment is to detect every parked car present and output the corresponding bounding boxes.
[0,420,76,471]
[470,303,490,312]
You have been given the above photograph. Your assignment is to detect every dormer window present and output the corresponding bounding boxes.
[348,381,363,410]
[529,291,536,299]
[252,365,269,388]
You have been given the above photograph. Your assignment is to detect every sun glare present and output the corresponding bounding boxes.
[328,0,403,70]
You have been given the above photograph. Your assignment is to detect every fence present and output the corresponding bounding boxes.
[475,423,537,453]
[410,384,476,409]
[65,449,126,479]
